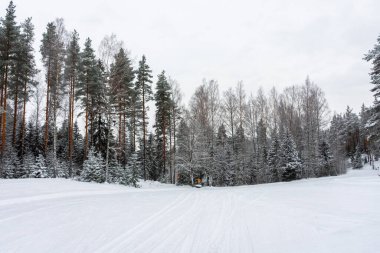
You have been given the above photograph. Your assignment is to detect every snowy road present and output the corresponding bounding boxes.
[1,166,379,253]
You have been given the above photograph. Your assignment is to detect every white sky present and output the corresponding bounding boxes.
[2,0,380,114]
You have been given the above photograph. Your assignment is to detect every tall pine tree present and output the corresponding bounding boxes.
[154,71,172,180]
[135,55,153,180]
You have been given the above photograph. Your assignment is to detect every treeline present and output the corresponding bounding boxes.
[0,2,379,186]
[175,80,376,186]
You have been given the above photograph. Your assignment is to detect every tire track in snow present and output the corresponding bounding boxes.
[0,190,127,207]
[206,191,231,253]
[94,190,193,253]
[128,190,204,253]
[0,200,81,223]
[219,191,242,253]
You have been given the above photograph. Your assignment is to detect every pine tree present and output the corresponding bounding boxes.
[364,36,380,145]
[40,22,58,155]
[65,30,80,177]
[154,71,172,179]
[108,48,134,165]
[40,20,66,179]
[9,17,37,149]
[135,55,153,180]
[0,1,20,156]
[77,38,97,160]
[89,60,107,152]
[18,18,38,159]
[77,45,108,168]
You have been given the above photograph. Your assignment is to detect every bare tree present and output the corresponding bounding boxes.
[235,81,246,129]
[222,87,238,150]
[168,77,182,183]
[98,34,124,73]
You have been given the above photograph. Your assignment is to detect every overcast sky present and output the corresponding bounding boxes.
[1,0,380,114]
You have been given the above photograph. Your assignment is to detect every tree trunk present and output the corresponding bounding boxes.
[20,79,28,158]
[132,105,136,152]
[173,108,176,184]
[142,84,146,180]
[44,61,51,155]
[68,79,72,176]
[169,115,172,183]
[12,80,19,145]
[1,64,9,154]
[105,116,111,183]
[68,74,75,177]
[123,111,126,165]
[163,114,166,178]
[118,102,122,160]
[53,92,57,178]
[84,83,89,160]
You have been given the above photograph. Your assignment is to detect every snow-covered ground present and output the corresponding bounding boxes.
[1,163,379,253]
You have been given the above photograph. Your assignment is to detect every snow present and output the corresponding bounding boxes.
[0,163,380,253]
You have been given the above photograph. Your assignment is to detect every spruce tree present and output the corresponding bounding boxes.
[280,131,302,181]
[73,121,84,174]
[108,153,124,183]
[80,148,105,183]
[22,151,35,177]
[32,154,48,178]
[145,132,158,180]
[256,118,268,183]
[2,146,20,178]
[176,118,193,185]
[126,152,140,187]
[268,130,281,182]
[352,146,363,169]
[317,139,334,176]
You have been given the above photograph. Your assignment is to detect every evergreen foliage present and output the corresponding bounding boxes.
[80,148,105,183]
[1,1,378,189]
[280,131,302,181]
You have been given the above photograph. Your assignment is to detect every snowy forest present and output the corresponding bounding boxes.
[0,1,379,187]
